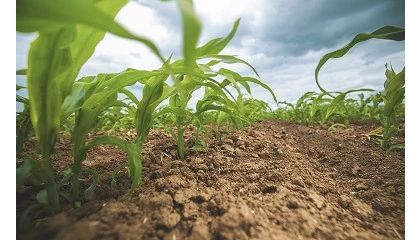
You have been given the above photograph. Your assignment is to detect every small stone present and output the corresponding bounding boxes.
[196,164,208,171]
[351,163,361,175]
[335,143,342,151]
[251,130,264,138]
[236,140,245,147]
[286,200,299,209]
[197,170,206,180]
[191,157,204,165]
[247,173,259,182]
[266,171,282,182]
[292,176,305,188]
[338,195,352,209]
[309,192,326,210]
[222,145,235,153]
[168,168,181,175]
[273,134,282,139]
[156,210,181,229]
[353,184,369,191]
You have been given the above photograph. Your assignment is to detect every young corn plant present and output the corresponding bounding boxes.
[315,25,405,150]
[364,93,383,121]
[16,0,166,213]
[159,23,277,159]
[195,86,244,141]
[375,64,405,149]
[275,101,295,121]
[319,89,373,125]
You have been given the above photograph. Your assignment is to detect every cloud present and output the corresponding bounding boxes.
[241,0,404,57]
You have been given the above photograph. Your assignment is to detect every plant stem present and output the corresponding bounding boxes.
[71,164,81,205]
[42,153,61,213]
[381,117,391,149]
[177,120,185,160]
[71,145,85,205]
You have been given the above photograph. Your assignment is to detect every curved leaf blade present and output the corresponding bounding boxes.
[315,26,405,95]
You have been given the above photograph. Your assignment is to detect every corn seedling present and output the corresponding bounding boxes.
[16,0,167,213]
[315,25,405,150]
[374,64,405,149]
[151,12,277,160]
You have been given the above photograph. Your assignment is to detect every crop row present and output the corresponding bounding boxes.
[16,0,405,230]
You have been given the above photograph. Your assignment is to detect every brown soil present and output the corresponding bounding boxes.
[16,120,405,240]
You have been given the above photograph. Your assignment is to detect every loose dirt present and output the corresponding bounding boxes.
[17,120,404,240]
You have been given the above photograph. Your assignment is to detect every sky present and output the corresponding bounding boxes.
[16,0,405,109]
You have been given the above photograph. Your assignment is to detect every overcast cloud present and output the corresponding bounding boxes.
[16,0,405,109]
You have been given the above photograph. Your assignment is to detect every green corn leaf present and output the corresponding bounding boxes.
[200,81,235,103]
[195,104,234,116]
[136,76,167,143]
[383,89,405,117]
[134,58,175,139]
[16,95,30,105]
[324,89,373,121]
[61,81,92,119]
[119,88,141,106]
[382,67,404,117]
[29,1,128,100]
[386,143,405,153]
[315,26,404,95]
[154,106,194,119]
[151,85,177,110]
[237,80,251,95]
[17,0,165,62]
[218,68,278,103]
[16,69,27,75]
[27,32,63,154]
[99,70,160,90]
[113,100,137,117]
[177,0,202,77]
[219,73,242,95]
[278,101,294,109]
[85,136,141,193]
[36,189,49,206]
[197,63,214,73]
[206,60,223,66]
[196,95,226,110]
[71,70,171,152]
[385,63,396,81]
[16,84,26,91]
[82,167,99,196]
[164,60,210,79]
[196,19,240,57]
[111,163,129,188]
[73,90,118,152]
[199,54,260,78]
[57,169,74,190]
[25,0,128,156]
[385,67,405,93]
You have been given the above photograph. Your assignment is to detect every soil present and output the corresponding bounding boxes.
[16,119,405,240]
